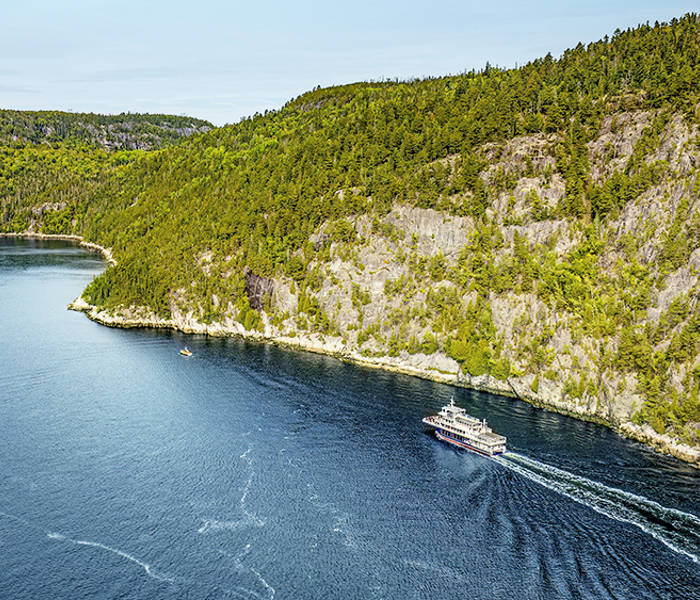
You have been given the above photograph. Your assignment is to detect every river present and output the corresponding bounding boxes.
[0,238,698,599]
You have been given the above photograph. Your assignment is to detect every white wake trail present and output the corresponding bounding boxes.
[199,444,265,535]
[239,445,266,528]
[494,452,700,563]
[249,566,276,600]
[47,532,174,582]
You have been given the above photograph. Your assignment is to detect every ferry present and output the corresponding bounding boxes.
[180,347,192,356]
[423,398,506,456]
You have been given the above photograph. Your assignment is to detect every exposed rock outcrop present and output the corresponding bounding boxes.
[58,107,700,468]
[244,269,275,311]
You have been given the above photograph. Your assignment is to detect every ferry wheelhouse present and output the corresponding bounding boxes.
[423,398,506,456]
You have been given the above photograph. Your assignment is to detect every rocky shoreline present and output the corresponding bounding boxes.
[66,297,700,469]
[5,232,697,467]
[0,232,116,265]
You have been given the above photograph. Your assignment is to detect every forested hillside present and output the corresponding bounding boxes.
[2,15,699,462]
[0,110,211,149]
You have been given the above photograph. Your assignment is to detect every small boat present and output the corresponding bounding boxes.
[180,347,192,356]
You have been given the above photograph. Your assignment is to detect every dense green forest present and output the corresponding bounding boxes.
[1,15,699,453]
[0,110,211,149]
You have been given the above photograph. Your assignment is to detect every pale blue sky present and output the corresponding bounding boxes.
[1,1,697,125]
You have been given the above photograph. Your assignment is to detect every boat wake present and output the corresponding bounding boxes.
[1,509,175,584]
[198,445,265,534]
[47,532,174,582]
[215,543,276,600]
[239,447,265,528]
[493,452,700,563]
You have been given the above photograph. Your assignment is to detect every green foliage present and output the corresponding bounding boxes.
[351,284,371,310]
[556,118,590,218]
[453,224,503,293]
[0,109,211,149]
[8,15,699,314]
[428,253,447,281]
[666,313,700,363]
[658,197,699,276]
[625,112,671,174]
[3,15,700,437]
[297,287,333,333]
[239,300,263,332]
[384,273,411,296]
[356,329,369,346]
[0,144,137,235]
[528,188,553,221]
[634,368,700,437]
[538,225,603,314]
[327,218,356,243]
[426,286,464,334]
[421,331,439,354]
[615,326,653,372]
[490,355,512,380]
[445,297,501,377]
[564,376,588,399]
[284,254,307,282]
[387,332,403,357]
[406,335,422,354]
[371,218,405,242]
[654,294,690,342]
[589,162,668,219]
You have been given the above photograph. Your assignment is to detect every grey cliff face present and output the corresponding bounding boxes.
[68,107,700,466]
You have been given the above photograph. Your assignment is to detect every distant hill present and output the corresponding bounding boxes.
[0,109,212,150]
[2,14,699,463]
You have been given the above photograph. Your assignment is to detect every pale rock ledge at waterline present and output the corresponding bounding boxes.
[66,295,700,468]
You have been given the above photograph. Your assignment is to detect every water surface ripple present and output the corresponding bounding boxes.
[1,239,698,599]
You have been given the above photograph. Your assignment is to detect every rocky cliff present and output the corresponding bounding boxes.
[3,16,698,465]
[61,106,700,466]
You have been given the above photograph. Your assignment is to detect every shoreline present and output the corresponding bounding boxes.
[67,296,700,468]
[6,232,696,467]
[0,232,117,265]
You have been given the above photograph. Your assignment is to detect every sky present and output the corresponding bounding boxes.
[1,1,697,126]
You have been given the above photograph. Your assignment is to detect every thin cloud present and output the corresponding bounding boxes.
[0,83,40,94]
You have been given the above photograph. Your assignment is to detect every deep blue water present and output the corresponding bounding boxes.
[0,238,698,599]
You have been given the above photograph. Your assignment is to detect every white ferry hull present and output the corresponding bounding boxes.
[422,401,507,456]
[434,430,503,456]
